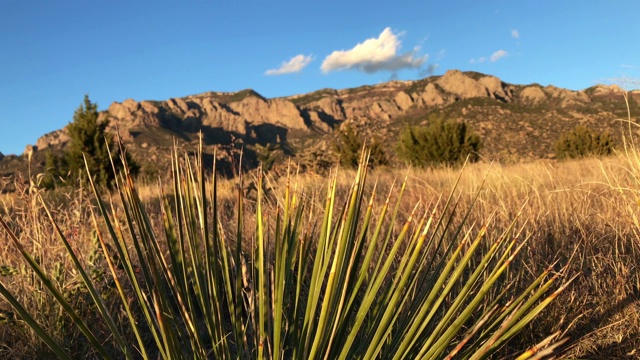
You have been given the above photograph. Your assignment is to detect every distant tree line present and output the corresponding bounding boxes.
[332,116,616,169]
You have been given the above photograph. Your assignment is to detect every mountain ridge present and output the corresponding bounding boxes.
[2,69,640,190]
[31,70,638,154]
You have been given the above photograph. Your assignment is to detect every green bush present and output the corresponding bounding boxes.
[554,125,614,159]
[334,123,388,169]
[397,116,481,167]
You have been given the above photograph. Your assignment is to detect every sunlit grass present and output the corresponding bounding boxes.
[0,146,575,359]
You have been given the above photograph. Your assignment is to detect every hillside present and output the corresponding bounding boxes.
[2,69,639,190]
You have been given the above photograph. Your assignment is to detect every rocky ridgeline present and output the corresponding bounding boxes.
[29,70,638,161]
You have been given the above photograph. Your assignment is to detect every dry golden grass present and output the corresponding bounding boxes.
[286,155,640,358]
[1,152,640,358]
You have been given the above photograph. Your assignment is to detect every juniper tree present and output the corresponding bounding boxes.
[554,125,614,159]
[397,116,481,168]
[45,95,136,189]
[333,123,388,169]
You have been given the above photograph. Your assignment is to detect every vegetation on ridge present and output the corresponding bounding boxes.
[554,125,615,160]
[397,116,482,167]
[333,123,388,169]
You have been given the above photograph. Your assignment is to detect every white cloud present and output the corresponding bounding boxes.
[511,29,520,39]
[321,27,427,73]
[469,56,486,64]
[265,54,312,76]
[490,50,508,62]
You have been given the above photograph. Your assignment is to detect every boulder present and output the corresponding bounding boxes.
[437,70,488,99]
[35,129,70,151]
[140,101,160,114]
[419,83,446,106]
[394,91,414,110]
[313,97,346,120]
[521,86,547,104]
[479,76,512,101]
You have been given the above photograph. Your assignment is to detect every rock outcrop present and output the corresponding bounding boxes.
[544,85,590,107]
[101,92,317,144]
[35,129,69,151]
[394,91,413,111]
[102,99,163,140]
[437,70,489,99]
[417,83,446,106]
[479,76,513,101]
[591,84,626,96]
[521,86,547,104]
[435,70,513,102]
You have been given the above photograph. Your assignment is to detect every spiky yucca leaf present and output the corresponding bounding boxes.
[0,144,571,359]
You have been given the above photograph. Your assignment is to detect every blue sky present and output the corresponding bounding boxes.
[1,1,639,155]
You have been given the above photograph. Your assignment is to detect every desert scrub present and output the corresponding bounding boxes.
[554,125,615,159]
[333,123,388,169]
[397,115,482,168]
[0,145,572,359]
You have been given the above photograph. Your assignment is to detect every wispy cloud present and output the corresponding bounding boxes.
[470,50,508,64]
[490,50,508,62]
[321,27,427,73]
[265,54,313,75]
[511,29,519,39]
[621,64,640,70]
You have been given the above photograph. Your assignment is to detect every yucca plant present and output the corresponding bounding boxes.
[0,142,572,359]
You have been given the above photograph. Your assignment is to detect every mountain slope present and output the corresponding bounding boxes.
[2,70,639,189]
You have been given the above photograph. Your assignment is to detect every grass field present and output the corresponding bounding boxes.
[1,149,639,358]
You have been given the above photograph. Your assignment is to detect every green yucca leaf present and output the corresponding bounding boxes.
[40,189,134,358]
[0,279,71,360]
[475,273,578,359]
[89,208,151,359]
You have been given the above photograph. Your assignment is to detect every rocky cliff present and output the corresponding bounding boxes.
[29,70,526,151]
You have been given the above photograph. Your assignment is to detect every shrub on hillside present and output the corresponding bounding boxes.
[333,123,388,169]
[397,116,481,167]
[554,125,614,160]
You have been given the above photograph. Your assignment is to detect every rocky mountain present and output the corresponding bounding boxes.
[2,70,640,188]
